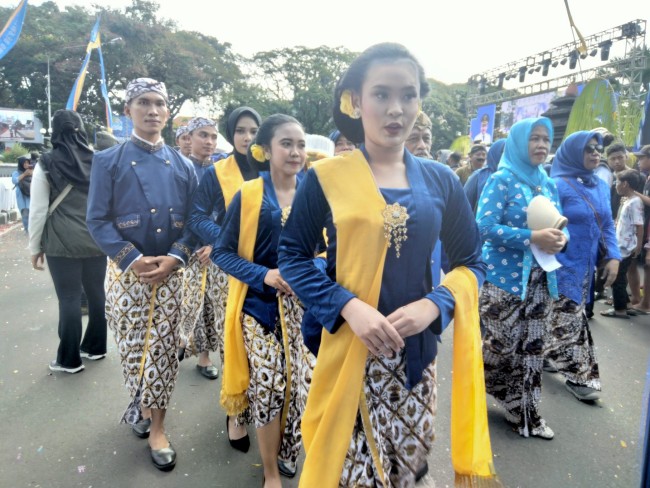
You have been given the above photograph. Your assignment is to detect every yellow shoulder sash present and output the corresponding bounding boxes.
[214,154,245,209]
[300,149,389,487]
[220,177,264,415]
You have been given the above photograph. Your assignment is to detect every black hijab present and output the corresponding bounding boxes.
[225,107,261,147]
[41,110,94,193]
[225,106,261,180]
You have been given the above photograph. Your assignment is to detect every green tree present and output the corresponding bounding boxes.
[0,0,242,141]
[247,46,356,134]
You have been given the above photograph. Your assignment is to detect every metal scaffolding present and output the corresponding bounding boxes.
[466,19,647,118]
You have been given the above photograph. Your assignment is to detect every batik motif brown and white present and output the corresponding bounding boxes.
[547,295,601,390]
[242,313,286,428]
[481,267,553,436]
[338,352,437,488]
[278,295,312,468]
[105,260,183,424]
[179,255,228,364]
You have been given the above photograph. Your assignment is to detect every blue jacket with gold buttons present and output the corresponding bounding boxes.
[87,141,198,271]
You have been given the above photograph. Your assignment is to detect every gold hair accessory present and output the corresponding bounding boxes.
[281,206,292,227]
[251,144,266,163]
[340,90,358,119]
[382,203,409,258]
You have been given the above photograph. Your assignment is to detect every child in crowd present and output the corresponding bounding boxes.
[601,169,645,318]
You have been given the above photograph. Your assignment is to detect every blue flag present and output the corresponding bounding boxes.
[66,16,101,111]
[0,0,28,61]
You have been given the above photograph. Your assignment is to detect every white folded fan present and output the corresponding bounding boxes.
[526,195,568,230]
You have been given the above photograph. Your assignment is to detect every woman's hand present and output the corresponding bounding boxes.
[386,299,440,339]
[531,228,566,254]
[137,256,180,284]
[340,298,404,357]
[601,259,620,288]
[264,268,294,296]
[31,252,45,271]
[196,245,212,267]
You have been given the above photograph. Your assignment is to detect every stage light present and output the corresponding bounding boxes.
[569,50,579,69]
[519,66,526,82]
[528,68,535,74]
[560,58,567,65]
[497,72,506,89]
[622,21,639,38]
[599,40,612,61]
[541,59,552,76]
[478,77,487,94]
[551,61,559,68]
[589,49,598,57]
[580,52,588,59]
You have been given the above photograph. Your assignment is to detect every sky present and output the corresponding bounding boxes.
[25,0,647,85]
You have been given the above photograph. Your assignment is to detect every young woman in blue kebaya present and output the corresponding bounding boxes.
[548,131,620,401]
[477,117,568,440]
[277,43,492,488]
[212,114,310,488]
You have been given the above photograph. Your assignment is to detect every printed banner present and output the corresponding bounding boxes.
[469,104,496,145]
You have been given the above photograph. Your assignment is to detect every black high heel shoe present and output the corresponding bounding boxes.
[226,415,250,453]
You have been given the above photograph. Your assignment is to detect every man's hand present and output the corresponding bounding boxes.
[137,256,180,284]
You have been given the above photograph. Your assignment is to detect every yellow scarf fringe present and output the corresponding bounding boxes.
[220,177,264,416]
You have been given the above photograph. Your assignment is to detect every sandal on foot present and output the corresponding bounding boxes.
[628,307,650,315]
[600,308,629,319]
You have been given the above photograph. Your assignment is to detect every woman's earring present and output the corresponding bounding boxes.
[351,108,361,120]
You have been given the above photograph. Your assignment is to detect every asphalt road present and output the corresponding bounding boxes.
[1,224,649,488]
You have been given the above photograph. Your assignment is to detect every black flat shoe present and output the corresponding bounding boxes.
[278,459,297,478]
[415,461,428,481]
[132,418,151,439]
[226,415,250,453]
[196,364,219,379]
[150,443,176,471]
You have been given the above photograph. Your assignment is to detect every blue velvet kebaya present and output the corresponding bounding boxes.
[277,148,486,387]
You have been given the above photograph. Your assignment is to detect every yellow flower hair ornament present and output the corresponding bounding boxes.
[340,90,360,119]
[250,144,266,163]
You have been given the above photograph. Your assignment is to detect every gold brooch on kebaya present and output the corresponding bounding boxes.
[281,206,292,227]
[382,203,409,258]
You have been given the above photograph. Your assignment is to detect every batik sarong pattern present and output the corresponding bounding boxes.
[338,352,437,488]
[179,255,227,363]
[481,267,553,436]
[105,260,183,424]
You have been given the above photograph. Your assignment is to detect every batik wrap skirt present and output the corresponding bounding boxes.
[338,352,437,488]
[481,267,553,436]
[105,260,183,424]
[240,296,309,467]
[179,254,227,363]
[547,294,601,390]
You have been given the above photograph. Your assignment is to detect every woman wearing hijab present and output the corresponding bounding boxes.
[464,139,506,213]
[548,131,620,401]
[12,154,32,231]
[28,110,107,374]
[186,106,262,451]
[477,117,568,440]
